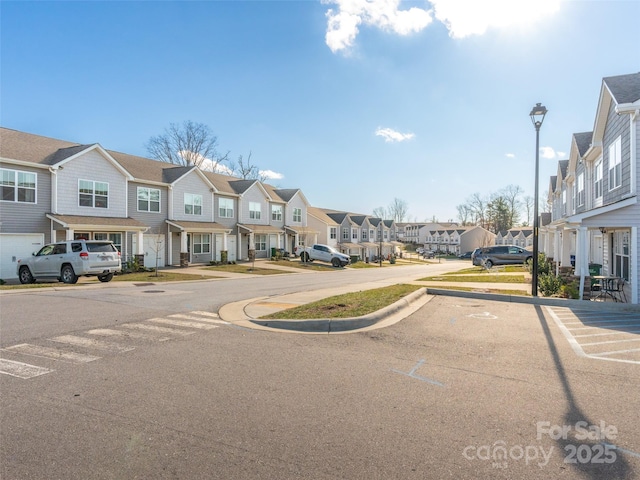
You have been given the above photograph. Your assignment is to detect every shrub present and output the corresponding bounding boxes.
[538,272,562,297]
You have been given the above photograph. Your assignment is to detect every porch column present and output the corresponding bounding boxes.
[135,231,144,255]
[180,231,189,267]
[575,227,588,276]
[65,229,74,241]
[554,228,562,275]
[561,228,573,267]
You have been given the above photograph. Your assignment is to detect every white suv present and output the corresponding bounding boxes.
[17,240,121,284]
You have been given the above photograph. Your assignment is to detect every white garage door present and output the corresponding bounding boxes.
[0,234,45,280]
[132,234,166,268]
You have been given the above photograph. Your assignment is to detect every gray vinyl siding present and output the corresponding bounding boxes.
[0,163,51,241]
[239,185,268,225]
[574,162,587,214]
[56,149,128,217]
[128,182,169,232]
[214,196,237,228]
[269,203,285,228]
[171,173,214,221]
[285,194,306,227]
[603,102,631,205]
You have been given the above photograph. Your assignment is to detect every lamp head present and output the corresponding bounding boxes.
[530,103,547,128]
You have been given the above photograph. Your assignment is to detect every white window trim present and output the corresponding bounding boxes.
[79,179,109,209]
[0,168,37,203]
[137,186,161,213]
[184,193,203,216]
[218,198,234,218]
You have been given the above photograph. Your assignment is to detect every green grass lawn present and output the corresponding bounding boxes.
[420,274,527,283]
[203,264,292,275]
[259,284,422,319]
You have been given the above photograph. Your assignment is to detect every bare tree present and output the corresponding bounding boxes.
[146,121,229,170]
[372,206,387,219]
[522,195,534,225]
[501,184,522,228]
[456,204,472,226]
[229,151,268,182]
[388,198,408,223]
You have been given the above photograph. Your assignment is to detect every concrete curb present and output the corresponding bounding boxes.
[219,288,432,334]
[426,288,640,311]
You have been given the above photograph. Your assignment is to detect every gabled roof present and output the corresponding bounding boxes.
[326,211,349,224]
[558,160,569,179]
[308,206,339,225]
[573,132,592,157]
[603,72,640,104]
[349,215,368,226]
[1,127,81,164]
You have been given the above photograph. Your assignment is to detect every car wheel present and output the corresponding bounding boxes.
[98,273,114,282]
[525,257,533,266]
[60,265,78,284]
[331,257,341,268]
[484,259,493,269]
[19,266,35,284]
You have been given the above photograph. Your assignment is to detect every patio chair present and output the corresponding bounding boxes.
[609,278,627,303]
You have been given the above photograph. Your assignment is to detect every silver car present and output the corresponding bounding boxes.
[17,240,121,284]
[472,245,533,268]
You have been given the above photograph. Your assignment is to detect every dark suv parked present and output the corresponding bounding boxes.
[472,245,533,268]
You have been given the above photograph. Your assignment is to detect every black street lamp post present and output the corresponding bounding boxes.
[530,103,548,297]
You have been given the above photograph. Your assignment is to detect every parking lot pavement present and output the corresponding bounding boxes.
[544,305,640,364]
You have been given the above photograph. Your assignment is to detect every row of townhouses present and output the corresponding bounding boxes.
[539,72,639,304]
[395,222,495,254]
[0,127,404,280]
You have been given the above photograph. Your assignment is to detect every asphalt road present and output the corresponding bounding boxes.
[1,264,639,479]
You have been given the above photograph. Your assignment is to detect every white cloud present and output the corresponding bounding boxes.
[375,127,415,142]
[323,0,561,52]
[324,0,433,53]
[260,169,284,180]
[505,153,515,158]
[540,146,557,159]
[429,0,561,38]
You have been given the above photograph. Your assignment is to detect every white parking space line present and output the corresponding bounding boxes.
[189,311,221,318]
[168,313,229,325]
[86,328,171,342]
[2,344,100,363]
[0,358,54,379]
[120,323,195,336]
[146,318,219,330]
[49,335,135,353]
[545,306,640,365]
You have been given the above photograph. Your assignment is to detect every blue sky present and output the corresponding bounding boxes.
[2,0,638,223]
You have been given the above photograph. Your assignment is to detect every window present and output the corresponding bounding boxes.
[79,180,108,208]
[249,202,261,220]
[219,198,234,218]
[342,228,349,240]
[255,234,267,251]
[594,160,603,199]
[184,193,202,215]
[608,136,622,190]
[293,208,302,222]
[562,190,567,215]
[1,168,36,203]
[577,173,584,206]
[271,205,283,221]
[352,229,357,240]
[362,230,367,240]
[192,234,210,254]
[330,227,337,239]
[137,187,160,212]
[94,232,122,251]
